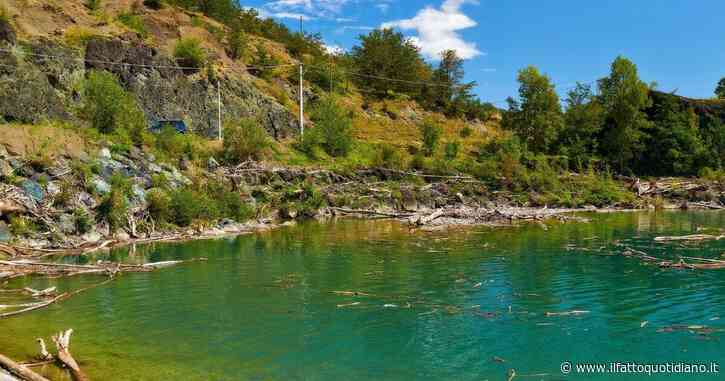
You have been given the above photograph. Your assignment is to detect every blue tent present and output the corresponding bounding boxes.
[149,120,188,134]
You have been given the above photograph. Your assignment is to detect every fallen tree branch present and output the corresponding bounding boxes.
[654,234,725,242]
[0,353,51,381]
[52,330,89,381]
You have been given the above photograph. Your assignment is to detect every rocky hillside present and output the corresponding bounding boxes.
[0,0,299,138]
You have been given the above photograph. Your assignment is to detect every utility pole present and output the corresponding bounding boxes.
[299,16,304,137]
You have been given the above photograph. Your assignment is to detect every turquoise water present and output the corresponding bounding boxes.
[1,212,724,380]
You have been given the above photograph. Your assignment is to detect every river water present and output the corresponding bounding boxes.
[1,212,724,380]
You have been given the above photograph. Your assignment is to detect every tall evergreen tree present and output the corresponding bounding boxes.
[716,77,725,99]
[559,83,604,168]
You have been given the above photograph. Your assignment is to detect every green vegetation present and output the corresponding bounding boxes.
[716,78,725,99]
[118,12,147,38]
[174,38,206,70]
[419,118,442,156]
[249,46,278,80]
[85,0,102,11]
[80,70,147,144]
[228,23,248,60]
[223,119,270,163]
[143,0,163,10]
[0,6,10,23]
[306,96,354,157]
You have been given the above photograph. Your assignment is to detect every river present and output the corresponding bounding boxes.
[1,212,724,380]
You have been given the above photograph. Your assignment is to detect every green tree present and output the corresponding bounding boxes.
[716,78,725,99]
[81,70,146,142]
[503,66,564,154]
[597,56,652,172]
[351,28,430,98]
[642,94,704,175]
[174,38,206,70]
[559,83,604,168]
[427,50,477,117]
[249,45,279,80]
[228,22,248,60]
[308,96,353,157]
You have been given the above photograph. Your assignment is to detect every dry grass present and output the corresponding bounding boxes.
[0,122,91,160]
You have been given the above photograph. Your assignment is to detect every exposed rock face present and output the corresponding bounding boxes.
[0,36,299,138]
[0,19,15,46]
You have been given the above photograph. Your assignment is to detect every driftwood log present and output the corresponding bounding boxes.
[0,353,50,381]
[52,330,88,381]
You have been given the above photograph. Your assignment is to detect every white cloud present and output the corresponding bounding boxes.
[265,0,352,17]
[272,12,315,20]
[323,44,345,55]
[381,0,482,60]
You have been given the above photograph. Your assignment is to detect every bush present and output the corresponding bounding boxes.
[96,188,128,231]
[419,118,442,156]
[146,188,171,223]
[444,141,460,161]
[459,126,473,138]
[0,6,10,23]
[308,96,353,157]
[174,38,206,70]
[374,144,403,169]
[143,0,162,10]
[249,46,279,79]
[85,0,102,11]
[9,215,35,236]
[118,12,147,38]
[81,70,146,142]
[223,119,270,163]
[73,208,93,234]
[169,188,199,226]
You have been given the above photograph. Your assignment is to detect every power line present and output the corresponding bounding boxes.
[0,47,296,71]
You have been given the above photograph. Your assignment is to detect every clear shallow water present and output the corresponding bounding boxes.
[1,212,725,380]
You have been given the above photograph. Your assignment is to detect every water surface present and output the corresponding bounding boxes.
[1,212,724,380]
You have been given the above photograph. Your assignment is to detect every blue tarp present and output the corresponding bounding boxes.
[149,120,188,134]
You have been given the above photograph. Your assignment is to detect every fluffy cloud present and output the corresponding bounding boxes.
[381,0,482,60]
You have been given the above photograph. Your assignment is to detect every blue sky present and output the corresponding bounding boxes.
[242,0,725,106]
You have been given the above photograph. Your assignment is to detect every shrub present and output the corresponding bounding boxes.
[249,46,278,79]
[444,141,460,161]
[146,188,171,223]
[374,144,403,169]
[174,38,206,70]
[9,215,35,236]
[73,208,93,234]
[143,0,162,10]
[223,119,270,163]
[459,126,473,138]
[0,6,10,23]
[309,96,353,157]
[419,118,442,156]
[96,188,128,231]
[81,70,146,142]
[85,0,102,11]
[53,181,74,208]
[169,188,197,226]
[118,12,147,38]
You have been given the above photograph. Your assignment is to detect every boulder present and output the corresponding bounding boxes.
[58,213,76,234]
[98,147,112,160]
[91,176,111,194]
[20,179,44,202]
[82,230,102,243]
[0,159,12,178]
[207,157,220,171]
[0,221,11,242]
[0,19,15,46]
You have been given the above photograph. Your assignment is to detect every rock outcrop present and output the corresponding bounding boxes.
[0,35,299,138]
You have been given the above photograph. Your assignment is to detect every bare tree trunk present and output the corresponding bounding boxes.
[0,353,50,381]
